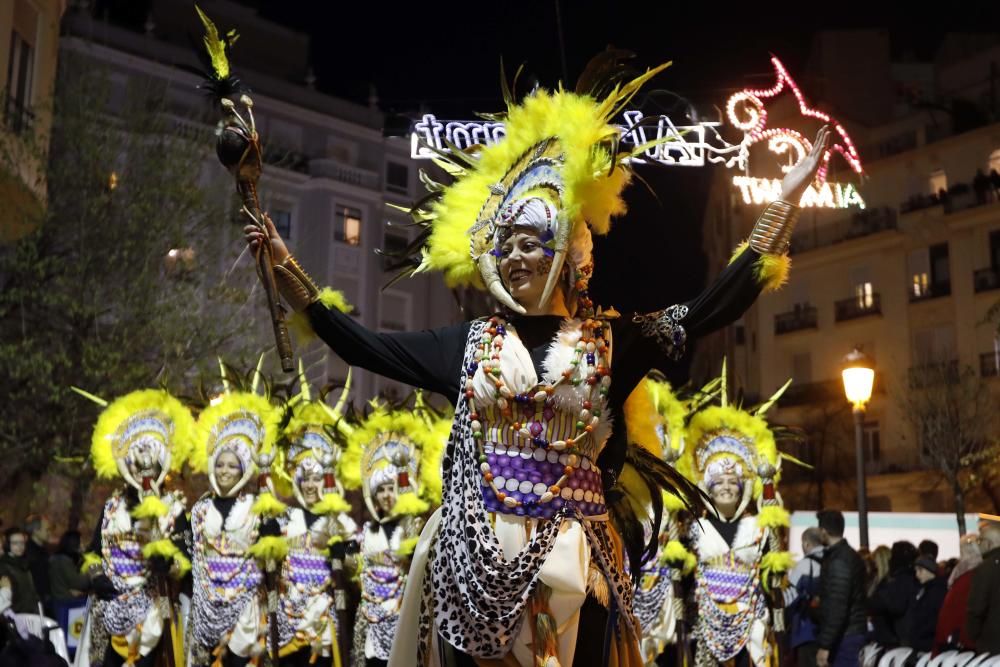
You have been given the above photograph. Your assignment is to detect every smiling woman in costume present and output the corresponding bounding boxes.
[270,367,358,666]
[338,396,448,667]
[187,385,284,667]
[678,373,796,666]
[244,55,827,666]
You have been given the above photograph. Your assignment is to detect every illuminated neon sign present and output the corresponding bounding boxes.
[733,176,865,209]
[408,57,865,208]
[410,112,743,169]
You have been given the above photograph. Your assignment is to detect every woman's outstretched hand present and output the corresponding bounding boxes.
[779,125,831,203]
[243,211,290,265]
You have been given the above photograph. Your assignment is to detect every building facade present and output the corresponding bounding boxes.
[694,31,1000,512]
[61,0,462,403]
[1,0,65,241]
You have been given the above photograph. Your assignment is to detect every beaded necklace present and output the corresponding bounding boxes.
[467,307,612,511]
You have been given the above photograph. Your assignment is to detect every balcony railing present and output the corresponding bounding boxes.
[909,281,951,303]
[981,352,1000,378]
[974,267,1000,293]
[774,305,818,335]
[790,207,897,255]
[309,158,380,189]
[835,293,882,322]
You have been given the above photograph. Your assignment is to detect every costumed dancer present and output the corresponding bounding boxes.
[339,397,448,667]
[187,367,287,667]
[678,368,795,666]
[75,389,194,667]
[241,52,829,666]
[630,377,712,666]
[271,364,358,666]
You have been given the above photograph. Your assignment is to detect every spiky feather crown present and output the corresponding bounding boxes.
[402,58,672,314]
[91,389,194,481]
[340,399,451,519]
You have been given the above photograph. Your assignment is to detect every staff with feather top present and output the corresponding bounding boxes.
[192,6,294,372]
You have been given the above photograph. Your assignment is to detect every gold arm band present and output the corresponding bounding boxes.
[748,200,800,255]
[273,254,320,312]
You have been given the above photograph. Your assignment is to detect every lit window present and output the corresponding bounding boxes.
[989,149,1000,175]
[911,272,929,297]
[335,206,362,246]
[929,169,947,196]
[855,281,874,309]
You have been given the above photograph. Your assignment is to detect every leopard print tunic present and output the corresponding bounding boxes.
[414,319,637,663]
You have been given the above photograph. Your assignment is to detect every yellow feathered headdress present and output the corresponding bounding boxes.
[678,361,793,527]
[90,389,194,491]
[403,55,672,314]
[341,395,450,521]
[193,359,285,515]
[275,364,354,516]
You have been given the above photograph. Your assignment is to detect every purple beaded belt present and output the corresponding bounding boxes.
[702,564,754,603]
[480,442,606,519]
[287,551,330,588]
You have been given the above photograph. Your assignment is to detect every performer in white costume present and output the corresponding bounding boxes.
[76,389,193,667]
[187,380,285,667]
[679,374,795,667]
[271,365,357,666]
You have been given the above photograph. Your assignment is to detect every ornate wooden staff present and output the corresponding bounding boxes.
[194,6,294,372]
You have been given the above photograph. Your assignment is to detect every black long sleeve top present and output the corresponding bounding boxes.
[306,247,765,489]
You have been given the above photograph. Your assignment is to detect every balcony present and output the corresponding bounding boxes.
[909,281,951,303]
[774,305,818,335]
[308,158,380,190]
[982,352,1000,378]
[790,207,897,255]
[900,181,1000,217]
[974,267,1000,293]
[835,293,882,322]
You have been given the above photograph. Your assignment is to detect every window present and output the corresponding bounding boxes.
[929,169,947,196]
[379,291,410,332]
[5,25,35,134]
[909,244,949,298]
[990,229,1000,269]
[913,326,956,365]
[271,209,292,240]
[381,230,409,270]
[386,162,409,194]
[855,281,874,308]
[335,206,362,245]
[851,267,874,309]
[929,242,950,285]
[989,148,1000,175]
[734,324,746,346]
[791,352,812,384]
[863,421,881,462]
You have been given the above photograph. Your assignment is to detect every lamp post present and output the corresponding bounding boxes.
[842,347,875,549]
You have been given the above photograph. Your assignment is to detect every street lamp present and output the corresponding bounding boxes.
[842,347,875,549]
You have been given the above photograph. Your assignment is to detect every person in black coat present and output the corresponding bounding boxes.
[906,556,947,651]
[868,541,918,647]
[815,511,867,667]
